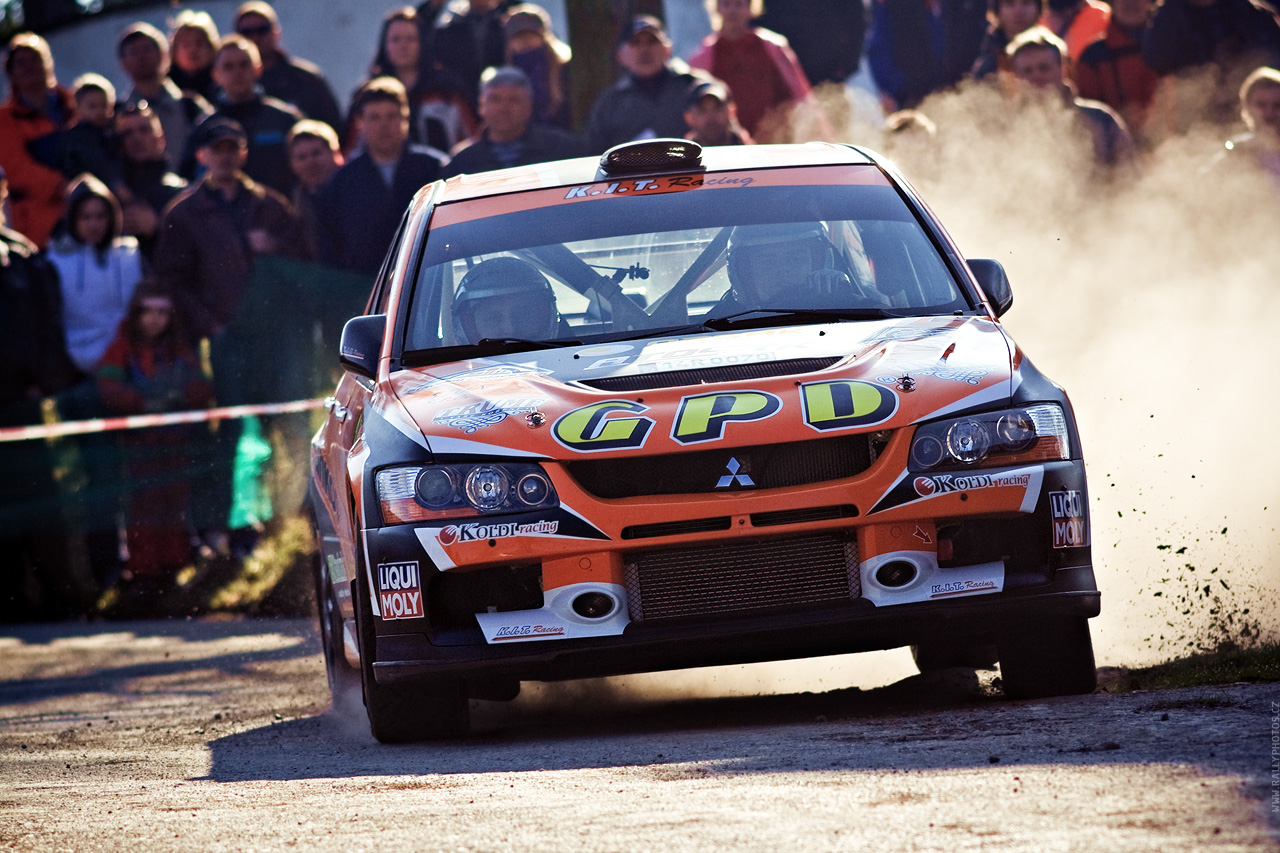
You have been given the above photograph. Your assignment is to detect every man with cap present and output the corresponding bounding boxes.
[232,2,343,134]
[153,115,304,548]
[683,79,753,146]
[584,15,709,154]
[443,66,584,177]
[156,116,303,347]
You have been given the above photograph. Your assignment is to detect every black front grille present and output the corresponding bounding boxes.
[751,505,859,528]
[578,357,841,393]
[622,516,732,540]
[567,434,872,499]
[625,535,860,621]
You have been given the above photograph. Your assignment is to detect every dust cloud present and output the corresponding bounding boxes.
[868,80,1280,666]
[521,82,1279,714]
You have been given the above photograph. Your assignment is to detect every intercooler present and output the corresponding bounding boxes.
[623,535,860,622]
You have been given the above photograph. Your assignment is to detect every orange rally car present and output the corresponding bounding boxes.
[310,139,1100,742]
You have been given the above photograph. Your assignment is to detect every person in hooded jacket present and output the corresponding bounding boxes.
[48,175,144,376]
[46,175,145,589]
[502,4,573,130]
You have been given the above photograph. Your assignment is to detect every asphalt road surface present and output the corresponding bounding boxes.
[1,618,1276,852]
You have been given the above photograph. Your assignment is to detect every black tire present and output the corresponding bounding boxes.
[314,548,361,701]
[997,618,1097,700]
[911,640,998,672]
[353,557,470,742]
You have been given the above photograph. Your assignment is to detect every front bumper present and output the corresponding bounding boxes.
[372,566,1099,684]
[361,456,1098,686]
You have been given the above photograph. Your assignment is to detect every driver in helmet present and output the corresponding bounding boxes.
[717,221,859,314]
[453,257,561,343]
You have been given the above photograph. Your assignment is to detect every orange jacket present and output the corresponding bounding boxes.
[0,88,74,248]
[1045,0,1111,63]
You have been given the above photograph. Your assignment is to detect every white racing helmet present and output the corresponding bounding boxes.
[453,257,558,342]
[726,222,836,302]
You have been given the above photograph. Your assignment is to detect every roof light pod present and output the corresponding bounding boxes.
[598,138,703,177]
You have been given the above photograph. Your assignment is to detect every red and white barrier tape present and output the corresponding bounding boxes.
[0,399,325,443]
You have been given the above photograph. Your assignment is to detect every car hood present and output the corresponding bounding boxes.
[388,316,1016,459]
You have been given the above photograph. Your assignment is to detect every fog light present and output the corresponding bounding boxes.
[875,561,917,588]
[572,592,615,619]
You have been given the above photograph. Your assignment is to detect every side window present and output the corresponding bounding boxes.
[367,211,413,315]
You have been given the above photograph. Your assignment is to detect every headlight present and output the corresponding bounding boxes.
[909,404,1070,471]
[376,462,558,524]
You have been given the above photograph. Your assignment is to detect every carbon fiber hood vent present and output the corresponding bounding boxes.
[577,356,842,393]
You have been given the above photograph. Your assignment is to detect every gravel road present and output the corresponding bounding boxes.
[1,618,1276,852]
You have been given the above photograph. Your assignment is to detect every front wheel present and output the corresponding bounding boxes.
[354,556,470,742]
[314,547,360,701]
[997,618,1097,700]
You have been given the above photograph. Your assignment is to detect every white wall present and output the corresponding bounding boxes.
[29,0,579,114]
[24,1,716,115]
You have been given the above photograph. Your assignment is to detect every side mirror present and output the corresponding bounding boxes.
[967,258,1013,318]
[339,314,386,380]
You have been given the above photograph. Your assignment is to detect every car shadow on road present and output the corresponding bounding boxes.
[0,618,321,710]
[200,667,1037,782]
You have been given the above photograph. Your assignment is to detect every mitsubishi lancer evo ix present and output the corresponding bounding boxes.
[310,139,1100,742]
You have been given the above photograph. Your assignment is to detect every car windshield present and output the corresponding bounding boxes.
[402,166,972,361]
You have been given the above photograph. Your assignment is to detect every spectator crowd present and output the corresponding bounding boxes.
[2,0,1279,619]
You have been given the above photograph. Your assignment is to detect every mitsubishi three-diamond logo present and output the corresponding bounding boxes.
[716,457,755,488]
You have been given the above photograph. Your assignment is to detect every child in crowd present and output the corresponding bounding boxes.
[96,280,214,591]
[48,174,143,375]
[60,73,122,188]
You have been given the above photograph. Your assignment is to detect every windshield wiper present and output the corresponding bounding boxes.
[473,337,582,352]
[612,307,900,342]
[401,337,581,367]
[702,307,900,330]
